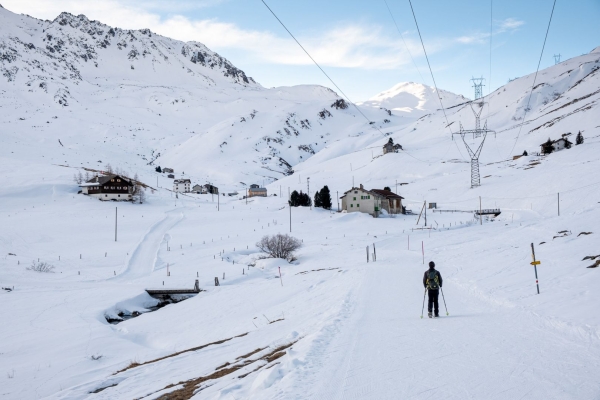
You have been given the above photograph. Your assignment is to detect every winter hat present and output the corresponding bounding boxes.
[429,261,435,268]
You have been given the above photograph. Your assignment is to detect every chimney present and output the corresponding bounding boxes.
[359,184,364,190]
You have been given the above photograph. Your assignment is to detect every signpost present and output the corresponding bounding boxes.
[530,243,541,294]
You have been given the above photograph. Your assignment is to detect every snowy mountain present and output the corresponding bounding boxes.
[0,6,416,189]
[358,81,468,119]
[2,3,600,399]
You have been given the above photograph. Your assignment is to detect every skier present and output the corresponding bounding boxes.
[423,261,443,318]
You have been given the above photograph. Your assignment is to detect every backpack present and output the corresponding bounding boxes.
[426,270,439,290]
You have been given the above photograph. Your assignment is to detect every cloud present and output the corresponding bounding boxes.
[497,18,525,32]
[3,0,434,70]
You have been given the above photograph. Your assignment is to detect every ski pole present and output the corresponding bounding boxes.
[420,288,427,319]
[440,287,449,316]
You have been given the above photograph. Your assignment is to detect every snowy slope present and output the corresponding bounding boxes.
[1,3,600,399]
[358,81,468,119]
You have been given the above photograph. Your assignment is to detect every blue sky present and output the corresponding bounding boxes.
[4,0,599,100]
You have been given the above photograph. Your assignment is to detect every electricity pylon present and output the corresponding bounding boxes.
[471,77,485,100]
[453,102,496,188]
[553,54,561,64]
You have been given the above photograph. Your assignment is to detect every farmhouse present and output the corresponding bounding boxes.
[540,135,572,154]
[248,184,267,197]
[79,174,134,201]
[340,184,404,217]
[162,168,174,173]
[192,184,204,193]
[173,178,191,193]
[204,184,219,194]
[383,138,403,155]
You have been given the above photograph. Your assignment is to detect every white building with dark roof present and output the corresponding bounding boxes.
[173,178,191,193]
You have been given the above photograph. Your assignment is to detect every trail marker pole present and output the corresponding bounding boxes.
[479,196,482,225]
[557,192,560,216]
[530,243,541,294]
[115,207,117,241]
[408,235,409,250]
[421,241,424,264]
[373,243,376,262]
[366,246,369,263]
[278,267,283,286]
[289,187,291,233]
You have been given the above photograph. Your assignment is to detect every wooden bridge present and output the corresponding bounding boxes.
[433,208,501,216]
[145,280,202,300]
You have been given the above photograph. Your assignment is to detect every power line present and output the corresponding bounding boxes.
[507,0,557,156]
[260,0,372,129]
[260,0,433,164]
[382,0,427,85]
[406,0,465,160]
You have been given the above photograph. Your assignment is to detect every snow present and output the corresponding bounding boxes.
[1,4,600,399]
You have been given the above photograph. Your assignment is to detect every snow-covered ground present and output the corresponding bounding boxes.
[1,5,600,399]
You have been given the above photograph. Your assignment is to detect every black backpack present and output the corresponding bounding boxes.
[426,270,439,290]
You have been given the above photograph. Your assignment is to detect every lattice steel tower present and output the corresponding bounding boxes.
[453,102,496,188]
[471,77,485,100]
[553,54,561,64]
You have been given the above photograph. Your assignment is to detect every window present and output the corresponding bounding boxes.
[111,179,114,182]
[117,179,121,182]
[353,197,356,200]
[357,204,360,207]
[118,195,120,197]
[105,194,107,197]
[104,186,108,189]
[351,204,353,207]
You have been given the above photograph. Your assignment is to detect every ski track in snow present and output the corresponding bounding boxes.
[277,257,600,400]
[116,210,183,280]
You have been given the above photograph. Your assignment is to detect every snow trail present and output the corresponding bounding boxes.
[116,210,183,280]
[284,257,600,399]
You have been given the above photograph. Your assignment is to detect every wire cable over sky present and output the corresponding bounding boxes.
[507,0,557,157]
[260,0,431,163]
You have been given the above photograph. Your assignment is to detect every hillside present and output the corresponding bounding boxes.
[1,4,600,399]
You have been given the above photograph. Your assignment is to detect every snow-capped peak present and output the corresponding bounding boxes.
[358,81,467,119]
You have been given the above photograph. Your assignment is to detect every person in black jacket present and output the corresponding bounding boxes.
[423,261,443,318]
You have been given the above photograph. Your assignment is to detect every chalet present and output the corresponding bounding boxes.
[79,174,134,201]
[248,184,267,197]
[167,174,175,179]
[163,168,174,173]
[383,138,403,155]
[192,184,203,193]
[540,135,572,154]
[204,184,219,194]
[173,179,191,193]
[340,184,404,217]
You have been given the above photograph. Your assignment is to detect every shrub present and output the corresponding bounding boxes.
[27,261,55,273]
[256,234,302,261]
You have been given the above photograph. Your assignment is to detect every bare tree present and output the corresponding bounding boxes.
[73,172,83,184]
[104,163,113,174]
[256,234,302,261]
[27,261,55,273]
[84,171,90,181]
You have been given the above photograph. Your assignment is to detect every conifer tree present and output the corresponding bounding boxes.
[314,190,322,208]
[541,138,554,154]
[384,186,391,191]
[576,131,584,145]
[320,185,332,210]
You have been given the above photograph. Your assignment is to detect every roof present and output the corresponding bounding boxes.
[83,174,132,186]
[174,179,191,184]
[540,137,572,146]
[339,186,371,198]
[250,188,267,192]
[369,189,404,199]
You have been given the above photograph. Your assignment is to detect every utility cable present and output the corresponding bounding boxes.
[260,0,431,163]
[407,0,465,160]
[507,0,557,156]
[383,0,427,85]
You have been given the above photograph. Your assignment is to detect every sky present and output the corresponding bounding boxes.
[2,0,599,101]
